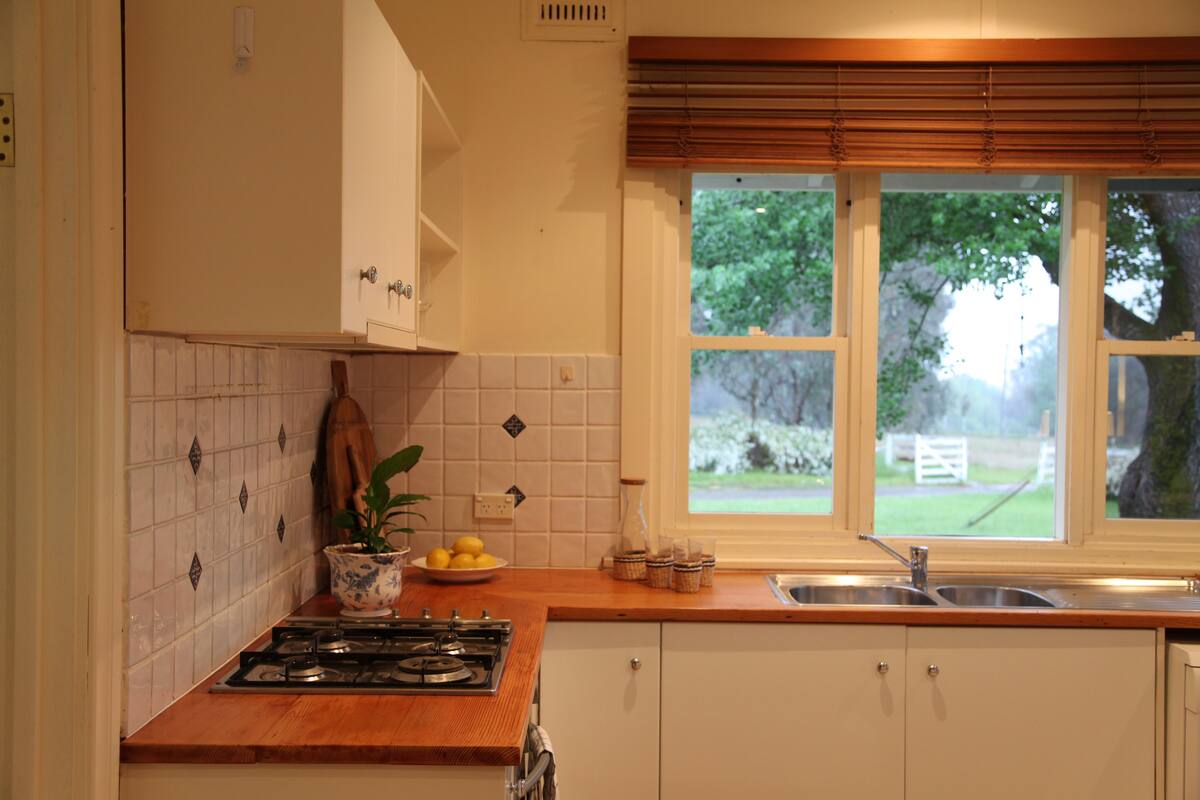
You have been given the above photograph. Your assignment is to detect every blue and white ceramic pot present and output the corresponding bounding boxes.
[324,543,410,617]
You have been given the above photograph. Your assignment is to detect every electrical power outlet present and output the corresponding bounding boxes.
[474,493,515,520]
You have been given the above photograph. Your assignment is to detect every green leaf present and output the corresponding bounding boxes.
[332,509,359,530]
[383,493,431,512]
[369,446,424,495]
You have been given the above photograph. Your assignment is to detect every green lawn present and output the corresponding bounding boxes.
[689,483,1058,538]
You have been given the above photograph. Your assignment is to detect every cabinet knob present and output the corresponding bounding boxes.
[360,266,379,284]
[927,664,940,677]
[877,660,889,674]
[403,284,414,299]
[388,280,415,299]
[630,657,642,671]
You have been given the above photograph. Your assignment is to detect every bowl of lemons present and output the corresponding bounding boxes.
[412,535,508,583]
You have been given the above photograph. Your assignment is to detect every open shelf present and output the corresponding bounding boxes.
[419,212,460,264]
[420,75,460,156]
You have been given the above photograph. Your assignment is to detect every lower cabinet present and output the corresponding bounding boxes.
[539,622,661,800]
[906,626,1156,800]
[661,623,907,799]
[542,622,1158,800]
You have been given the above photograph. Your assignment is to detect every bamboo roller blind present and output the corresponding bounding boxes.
[626,37,1200,172]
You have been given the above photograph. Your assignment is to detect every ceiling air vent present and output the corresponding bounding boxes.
[521,0,624,42]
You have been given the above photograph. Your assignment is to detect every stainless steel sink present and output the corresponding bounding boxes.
[935,585,1057,608]
[785,583,937,606]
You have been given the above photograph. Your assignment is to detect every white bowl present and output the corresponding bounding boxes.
[411,556,508,583]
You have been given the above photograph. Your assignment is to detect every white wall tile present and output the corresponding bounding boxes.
[125,659,152,735]
[587,390,620,425]
[154,337,176,397]
[173,633,194,700]
[129,401,154,465]
[515,462,550,496]
[552,392,585,425]
[152,584,176,651]
[550,533,586,567]
[407,425,443,460]
[407,388,442,425]
[444,426,479,460]
[551,427,585,461]
[128,335,155,398]
[480,389,515,425]
[128,593,154,664]
[587,498,620,532]
[128,531,154,599]
[515,427,550,461]
[153,463,176,523]
[176,342,196,395]
[480,427,515,461]
[444,462,477,496]
[176,460,196,516]
[586,534,621,566]
[192,623,213,682]
[515,533,550,566]
[195,344,213,395]
[151,648,173,716]
[551,356,586,390]
[175,577,195,640]
[444,354,479,388]
[587,355,620,389]
[587,427,620,462]
[550,498,585,532]
[479,355,515,389]
[587,463,620,497]
[153,400,176,460]
[129,466,155,532]
[480,462,514,493]
[515,355,550,389]
[408,355,445,388]
[443,390,478,424]
[212,345,230,392]
[516,497,550,532]
[515,390,550,425]
[551,463,586,497]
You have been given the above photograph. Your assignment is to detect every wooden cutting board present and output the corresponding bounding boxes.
[325,360,377,536]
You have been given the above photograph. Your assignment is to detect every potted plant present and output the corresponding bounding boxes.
[325,445,429,617]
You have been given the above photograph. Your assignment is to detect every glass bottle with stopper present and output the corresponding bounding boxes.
[613,478,649,580]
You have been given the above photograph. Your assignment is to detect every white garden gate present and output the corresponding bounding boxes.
[914,435,969,484]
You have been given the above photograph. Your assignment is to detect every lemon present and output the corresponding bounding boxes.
[449,553,477,570]
[451,535,485,557]
[426,547,451,569]
[474,552,498,569]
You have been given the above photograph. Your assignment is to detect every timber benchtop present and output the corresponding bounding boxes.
[120,567,1200,767]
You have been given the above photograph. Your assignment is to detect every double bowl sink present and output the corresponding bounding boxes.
[772,575,1057,608]
[769,573,1200,610]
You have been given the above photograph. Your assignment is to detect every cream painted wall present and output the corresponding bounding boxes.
[378,0,1200,356]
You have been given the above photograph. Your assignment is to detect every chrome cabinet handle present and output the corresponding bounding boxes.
[630,657,642,671]
[928,664,940,677]
[388,280,414,299]
[877,660,889,674]
[360,266,378,284]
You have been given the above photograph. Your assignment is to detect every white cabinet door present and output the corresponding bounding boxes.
[539,622,660,800]
[661,623,906,800]
[906,626,1156,800]
[339,0,399,334]
[390,44,418,334]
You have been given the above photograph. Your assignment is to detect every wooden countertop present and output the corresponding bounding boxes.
[120,567,1200,767]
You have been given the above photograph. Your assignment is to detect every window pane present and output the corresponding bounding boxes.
[689,350,834,515]
[875,174,1062,538]
[1105,180,1200,340]
[691,174,835,337]
[1105,355,1200,520]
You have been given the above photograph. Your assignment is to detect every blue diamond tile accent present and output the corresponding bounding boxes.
[506,485,526,507]
[276,515,286,542]
[188,436,202,475]
[278,424,287,452]
[502,414,526,438]
[239,481,248,513]
[188,553,202,590]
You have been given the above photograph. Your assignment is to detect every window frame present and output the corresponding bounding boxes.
[623,170,1198,569]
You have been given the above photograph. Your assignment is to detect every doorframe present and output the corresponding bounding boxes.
[6,0,125,797]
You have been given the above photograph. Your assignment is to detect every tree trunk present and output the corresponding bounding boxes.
[1116,193,1200,519]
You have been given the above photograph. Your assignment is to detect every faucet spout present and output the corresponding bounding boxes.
[858,534,929,592]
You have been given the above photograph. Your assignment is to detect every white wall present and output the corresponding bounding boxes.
[380,0,1200,356]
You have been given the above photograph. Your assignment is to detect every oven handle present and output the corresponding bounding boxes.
[509,750,551,798]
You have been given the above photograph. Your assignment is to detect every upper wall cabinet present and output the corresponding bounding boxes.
[415,74,463,352]
[125,0,423,350]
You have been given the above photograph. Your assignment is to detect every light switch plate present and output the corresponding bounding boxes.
[474,492,514,520]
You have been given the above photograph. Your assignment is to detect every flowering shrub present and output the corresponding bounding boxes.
[690,414,833,476]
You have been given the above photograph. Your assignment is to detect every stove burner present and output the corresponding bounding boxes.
[313,629,351,654]
[413,631,466,656]
[389,655,474,684]
[279,654,327,682]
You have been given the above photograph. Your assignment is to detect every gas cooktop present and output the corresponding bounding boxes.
[210,611,512,695]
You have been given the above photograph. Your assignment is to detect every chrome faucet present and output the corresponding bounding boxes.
[858,534,929,592]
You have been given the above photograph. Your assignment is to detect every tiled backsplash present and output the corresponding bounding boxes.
[122,335,343,735]
[121,343,622,736]
[348,353,622,569]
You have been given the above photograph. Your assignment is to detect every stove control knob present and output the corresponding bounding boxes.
[421,608,432,620]
[481,608,491,620]
[451,608,461,620]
